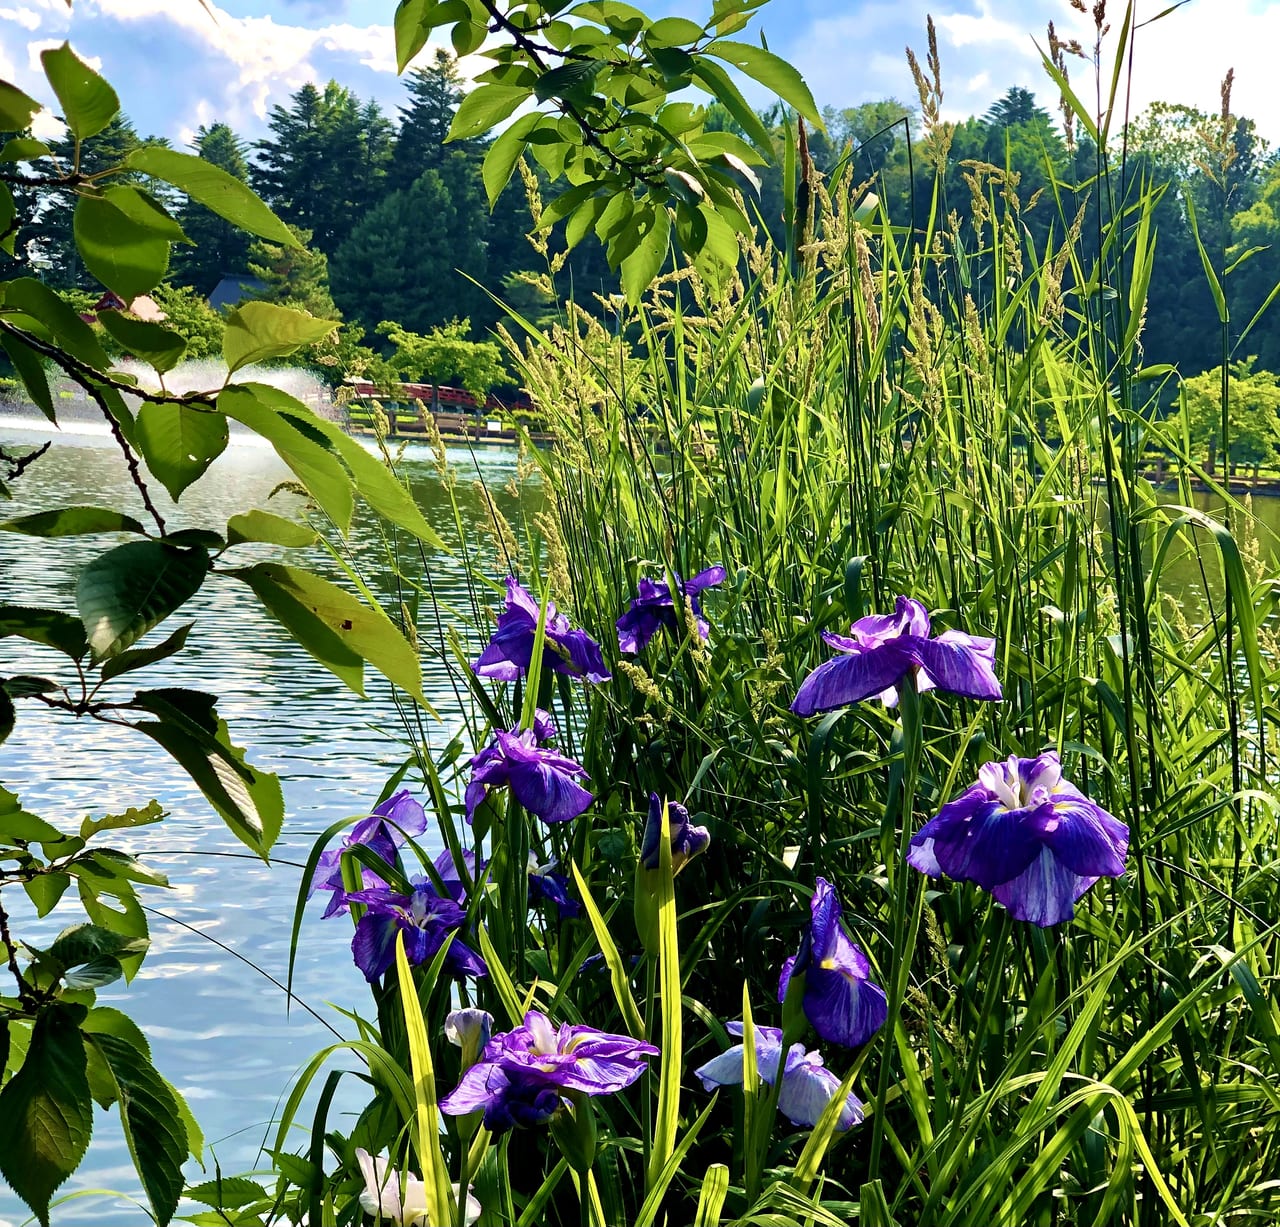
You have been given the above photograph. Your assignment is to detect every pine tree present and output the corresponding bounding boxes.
[329,155,489,337]
[251,82,393,256]
[171,123,252,294]
[19,115,142,288]
[247,225,340,320]
[392,49,480,192]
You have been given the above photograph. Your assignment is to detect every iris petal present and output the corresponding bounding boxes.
[991,846,1099,926]
[1029,797,1129,877]
[777,1050,865,1130]
[790,645,915,715]
[905,631,1002,700]
[910,791,1042,890]
[804,964,888,1049]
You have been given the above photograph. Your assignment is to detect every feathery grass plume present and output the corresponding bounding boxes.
[617,658,663,705]
[1047,19,1085,151]
[906,16,954,170]
[472,480,519,574]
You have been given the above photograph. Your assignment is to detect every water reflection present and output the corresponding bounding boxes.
[0,416,529,1226]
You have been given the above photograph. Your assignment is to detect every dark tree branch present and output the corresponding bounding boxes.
[476,0,668,187]
[85,381,168,535]
[0,318,217,408]
[1,439,51,482]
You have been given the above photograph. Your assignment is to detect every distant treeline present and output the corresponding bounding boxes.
[4,53,1278,385]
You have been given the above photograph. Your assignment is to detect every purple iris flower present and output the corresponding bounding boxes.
[616,566,727,653]
[440,1010,657,1133]
[308,790,428,918]
[694,1023,864,1131]
[431,845,481,903]
[640,795,710,873]
[778,878,887,1049]
[465,724,592,826]
[791,596,1002,716]
[528,853,582,919]
[473,576,610,683]
[907,752,1129,927]
[345,875,488,983]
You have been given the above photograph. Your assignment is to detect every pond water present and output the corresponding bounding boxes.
[4,406,1279,1226]
[0,412,523,1226]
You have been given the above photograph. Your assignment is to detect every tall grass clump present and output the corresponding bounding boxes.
[254,5,1280,1225]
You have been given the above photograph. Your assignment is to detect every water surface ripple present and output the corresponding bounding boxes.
[0,417,520,1226]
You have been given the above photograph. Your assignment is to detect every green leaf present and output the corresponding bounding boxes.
[483,114,541,208]
[226,508,316,548]
[0,136,51,163]
[64,956,126,990]
[132,699,283,854]
[533,60,602,103]
[73,193,169,300]
[703,40,820,124]
[449,84,530,142]
[185,1177,268,1210]
[0,1004,93,1227]
[87,1032,187,1226]
[394,0,431,73]
[2,674,59,697]
[217,385,354,531]
[237,383,444,548]
[395,935,454,1227]
[100,624,193,683]
[222,301,337,374]
[76,540,210,660]
[688,57,773,153]
[80,799,165,839]
[83,848,168,889]
[1,333,54,422]
[0,806,65,846]
[0,506,147,537]
[647,15,705,45]
[40,922,148,975]
[125,146,297,247]
[97,312,187,375]
[41,42,119,140]
[0,81,42,132]
[1,277,111,370]
[135,402,227,500]
[24,872,71,918]
[103,185,188,243]
[0,605,88,658]
[621,206,671,304]
[230,562,427,705]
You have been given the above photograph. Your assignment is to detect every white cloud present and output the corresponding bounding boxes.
[933,0,1026,50]
[27,38,102,74]
[29,107,65,140]
[769,0,1280,148]
[0,7,44,31]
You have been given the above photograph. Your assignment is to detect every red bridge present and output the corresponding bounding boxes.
[344,379,532,414]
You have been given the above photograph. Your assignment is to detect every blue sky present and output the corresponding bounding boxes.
[0,1,1276,149]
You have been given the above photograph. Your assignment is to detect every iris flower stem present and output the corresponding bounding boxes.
[953,910,1011,1127]
[642,956,657,1174]
[746,1014,807,1204]
[868,684,925,1177]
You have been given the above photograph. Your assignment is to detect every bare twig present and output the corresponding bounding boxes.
[85,380,168,534]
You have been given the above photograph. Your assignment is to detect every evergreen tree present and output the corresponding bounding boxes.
[392,49,480,191]
[171,123,252,294]
[329,156,489,338]
[251,82,393,256]
[19,115,141,288]
[247,225,340,319]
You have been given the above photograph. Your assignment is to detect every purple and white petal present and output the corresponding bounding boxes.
[791,645,915,715]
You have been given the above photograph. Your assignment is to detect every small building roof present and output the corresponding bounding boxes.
[209,274,266,312]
